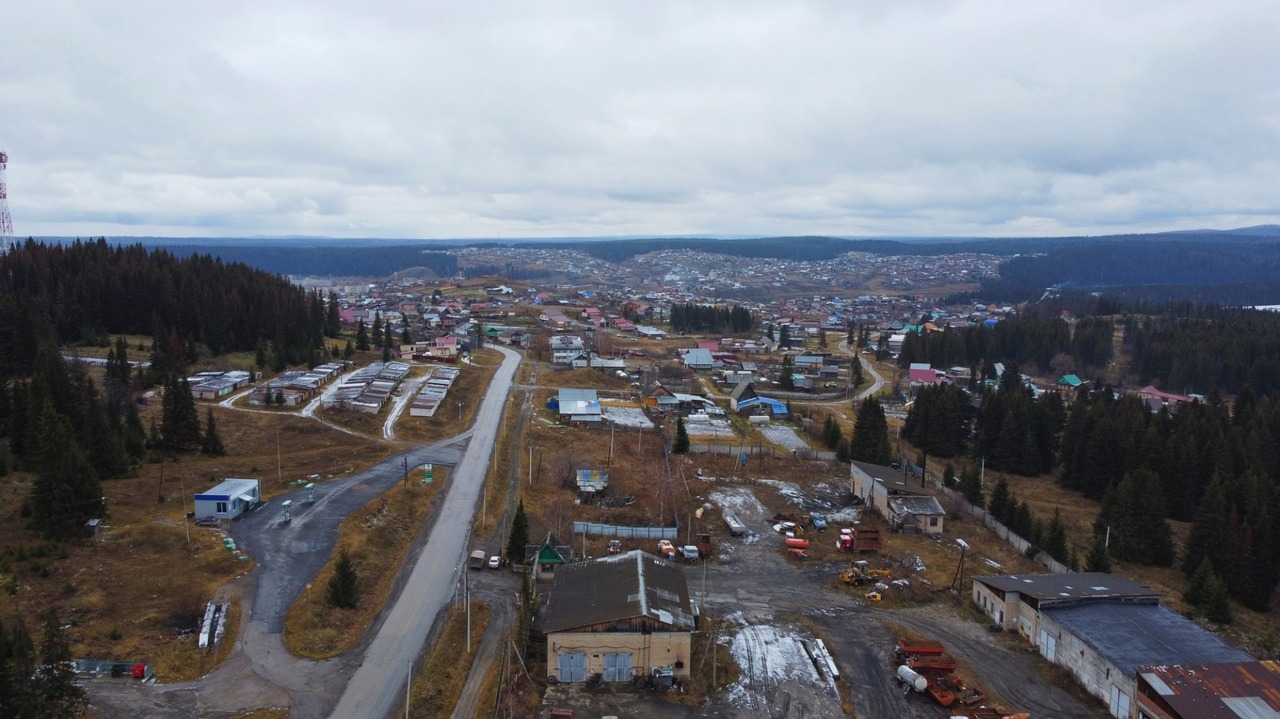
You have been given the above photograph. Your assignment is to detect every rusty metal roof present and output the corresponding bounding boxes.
[1137,661,1280,719]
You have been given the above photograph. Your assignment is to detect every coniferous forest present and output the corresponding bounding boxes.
[898,303,1280,613]
[0,240,325,540]
[0,239,326,381]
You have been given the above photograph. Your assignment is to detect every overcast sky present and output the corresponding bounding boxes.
[3,1,1278,240]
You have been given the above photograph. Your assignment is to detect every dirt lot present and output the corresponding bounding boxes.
[528,448,1108,719]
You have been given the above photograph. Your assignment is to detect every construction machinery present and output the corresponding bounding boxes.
[840,560,890,586]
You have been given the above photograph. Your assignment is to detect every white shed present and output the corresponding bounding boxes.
[194,478,260,521]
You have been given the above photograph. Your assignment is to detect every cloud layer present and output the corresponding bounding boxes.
[4,1,1278,239]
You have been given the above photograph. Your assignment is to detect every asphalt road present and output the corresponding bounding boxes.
[330,344,521,719]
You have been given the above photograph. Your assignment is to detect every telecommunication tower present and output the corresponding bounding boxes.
[0,150,15,254]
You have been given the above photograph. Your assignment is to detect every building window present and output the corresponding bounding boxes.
[929,517,939,527]
[216,501,228,514]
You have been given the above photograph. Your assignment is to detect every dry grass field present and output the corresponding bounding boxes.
[404,602,492,719]
[0,387,389,681]
[992,466,1280,655]
[282,469,448,659]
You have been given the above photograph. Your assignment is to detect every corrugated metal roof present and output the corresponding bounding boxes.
[1138,662,1280,719]
[542,550,694,634]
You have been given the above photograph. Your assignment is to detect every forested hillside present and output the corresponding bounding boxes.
[0,240,327,540]
[0,239,327,381]
[899,306,1280,614]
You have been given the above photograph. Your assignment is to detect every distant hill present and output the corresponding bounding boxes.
[26,231,1280,306]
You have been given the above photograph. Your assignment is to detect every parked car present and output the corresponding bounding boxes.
[810,513,829,531]
[487,555,501,569]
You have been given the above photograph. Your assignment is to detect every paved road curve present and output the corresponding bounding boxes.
[330,344,521,719]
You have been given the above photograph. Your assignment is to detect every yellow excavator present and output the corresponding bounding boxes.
[839,560,890,586]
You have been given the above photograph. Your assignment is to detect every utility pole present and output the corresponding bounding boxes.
[402,456,408,487]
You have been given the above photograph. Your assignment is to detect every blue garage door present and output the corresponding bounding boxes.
[602,652,632,682]
[557,652,587,683]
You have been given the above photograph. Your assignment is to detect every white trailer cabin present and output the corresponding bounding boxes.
[194,478,260,521]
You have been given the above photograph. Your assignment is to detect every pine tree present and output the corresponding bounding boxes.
[201,408,226,455]
[343,340,355,359]
[326,548,361,609]
[673,418,690,454]
[779,355,794,390]
[506,500,530,563]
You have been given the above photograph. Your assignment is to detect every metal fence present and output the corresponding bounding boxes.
[572,521,678,540]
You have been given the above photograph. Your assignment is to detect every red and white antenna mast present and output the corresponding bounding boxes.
[0,150,15,254]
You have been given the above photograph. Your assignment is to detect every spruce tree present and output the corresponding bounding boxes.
[673,418,690,454]
[32,611,85,718]
[506,500,530,563]
[987,478,1013,523]
[29,400,104,540]
[201,408,226,455]
[355,319,370,351]
[1044,508,1070,564]
[1184,556,1217,607]
[326,548,361,609]
[849,398,893,465]
[1084,534,1112,573]
[161,374,201,451]
[960,464,985,509]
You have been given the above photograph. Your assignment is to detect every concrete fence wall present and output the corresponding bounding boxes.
[928,476,1073,575]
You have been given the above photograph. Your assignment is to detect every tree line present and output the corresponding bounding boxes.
[668,303,754,334]
[0,239,328,381]
[895,316,1114,379]
[902,363,1280,617]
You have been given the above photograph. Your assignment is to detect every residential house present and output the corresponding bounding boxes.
[886,495,946,535]
[681,348,715,371]
[550,335,587,366]
[555,388,602,424]
[849,461,931,520]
